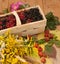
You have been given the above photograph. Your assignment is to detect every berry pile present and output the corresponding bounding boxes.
[34,43,47,64]
[0,14,16,30]
[17,8,43,24]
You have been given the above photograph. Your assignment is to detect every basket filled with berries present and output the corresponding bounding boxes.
[0,5,46,36]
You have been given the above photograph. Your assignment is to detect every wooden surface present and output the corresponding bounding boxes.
[0,0,60,19]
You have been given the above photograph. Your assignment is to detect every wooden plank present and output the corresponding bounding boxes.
[36,0,43,11]
[43,0,60,19]
[1,0,8,11]
[0,0,2,13]
[24,0,36,6]
[9,0,25,6]
[24,0,43,9]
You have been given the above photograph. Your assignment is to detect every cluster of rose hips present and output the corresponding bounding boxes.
[0,14,16,30]
[44,30,54,42]
[34,43,47,64]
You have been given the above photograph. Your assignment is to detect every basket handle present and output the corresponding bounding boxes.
[12,11,21,26]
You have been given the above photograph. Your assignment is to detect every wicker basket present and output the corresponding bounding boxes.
[0,5,47,36]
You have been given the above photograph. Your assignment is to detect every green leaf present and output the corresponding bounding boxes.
[47,39,55,46]
[32,36,36,42]
[19,5,25,9]
[45,45,56,58]
[38,39,45,44]
[55,40,60,47]
[3,9,9,14]
[45,12,60,30]
[54,16,60,25]
[45,45,53,53]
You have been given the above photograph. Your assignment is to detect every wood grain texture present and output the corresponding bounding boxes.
[0,0,2,13]
[44,0,60,18]
[1,0,8,10]
[0,0,60,19]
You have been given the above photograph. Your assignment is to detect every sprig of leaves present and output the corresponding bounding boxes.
[45,45,56,58]
[45,44,53,53]
[37,39,45,44]
[55,40,60,47]
[3,9,9,14]
[45,12,60,30]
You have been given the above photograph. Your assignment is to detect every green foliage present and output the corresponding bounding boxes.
[3,9,9,14]
[19,5,25,9]
[47,39,55,46]
[45,12,60,30]
[45,44,53,54]
[55,40,60,47]
[38,39,45,44]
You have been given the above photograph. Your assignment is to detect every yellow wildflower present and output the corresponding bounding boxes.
[0,36,4,41]
[11,58,18,64]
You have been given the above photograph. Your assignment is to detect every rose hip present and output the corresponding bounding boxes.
[41,57,46,63]
[45,37,50,42]
[44,34,49,37]
[38,47,43,52]
[38,52,43,57]
[49,33,53,39]
[44,30,49,34]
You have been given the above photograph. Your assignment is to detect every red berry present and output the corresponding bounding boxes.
[38,52,43,57]
[44,30,49,34]
[7,15,15,21]
[19,11,25,20]
[0,26,2,29]
[45,37,50,42]
[34,43,39,48]
[41,57,46,63]
[38,47,43,52]
[6,22,10,28]
[49,33,53,39]
[0,21,2,25]
[20,15,25,20]
[26,19,32,23]
[9,23,14,27]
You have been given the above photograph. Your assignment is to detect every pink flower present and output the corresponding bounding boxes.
[10,2,24,11]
